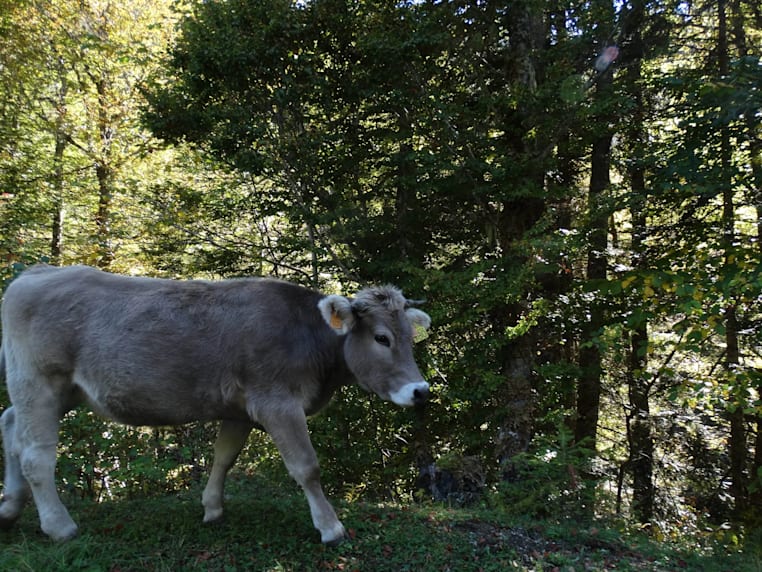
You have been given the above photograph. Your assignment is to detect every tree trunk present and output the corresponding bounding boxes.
[94,75,114,269]
[628,325,654,522]
[575,130,610,450]
[628,168,653,524]
[394,110,420,274]
[496,340,536,474]
[726,307,747,518]
[754,96,762,515]
[718,0,748,518]
[50,55,68,264]
[754,414,762,517]
[494,0,546,471]
[621,0,654,525]
[51,121,66,264]
[730,0,761,520]
[95,161,114,269]
[750,85,762,525]
[574,0,615,452]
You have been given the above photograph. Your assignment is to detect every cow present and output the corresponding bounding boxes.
[0,264,431,544]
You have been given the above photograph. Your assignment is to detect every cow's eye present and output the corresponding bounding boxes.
[374,334,391,347]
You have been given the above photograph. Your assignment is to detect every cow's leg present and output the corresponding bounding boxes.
[0,407,31,528]
[261,408,346,545]
[12,387,77,541]
[202,420,252,523]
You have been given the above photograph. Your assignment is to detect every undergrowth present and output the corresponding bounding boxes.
[0,472,758,572]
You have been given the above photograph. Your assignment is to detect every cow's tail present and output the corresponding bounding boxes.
[0,340,5,383]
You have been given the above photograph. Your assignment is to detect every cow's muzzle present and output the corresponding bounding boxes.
[413,384,430,405]
[390,381,430,407]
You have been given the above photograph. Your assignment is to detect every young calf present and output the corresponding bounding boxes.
[0,264,430,543]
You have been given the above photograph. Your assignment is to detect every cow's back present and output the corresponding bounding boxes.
[1,265,341,426]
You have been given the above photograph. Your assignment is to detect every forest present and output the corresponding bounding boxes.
[1,0,761,563]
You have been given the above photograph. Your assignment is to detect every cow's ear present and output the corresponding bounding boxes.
[318,295,356,334]
[405,308,431,343]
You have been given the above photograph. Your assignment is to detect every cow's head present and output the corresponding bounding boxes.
[318,286,431,407]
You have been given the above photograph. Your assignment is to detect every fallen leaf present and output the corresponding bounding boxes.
[195,551,213,562]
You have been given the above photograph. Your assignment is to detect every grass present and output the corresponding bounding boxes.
[1,472,758,572]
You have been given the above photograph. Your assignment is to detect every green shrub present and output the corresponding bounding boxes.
[57,411,216,500]
[493,423,598,520]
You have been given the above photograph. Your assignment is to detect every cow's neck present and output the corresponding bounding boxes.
[303,334,355,416]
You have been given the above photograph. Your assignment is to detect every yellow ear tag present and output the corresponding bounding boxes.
[330,312,343,330]
[413,323,429,343]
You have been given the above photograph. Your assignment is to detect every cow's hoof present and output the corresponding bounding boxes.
[46,523,78,543]
[202,499,224,524]
[322,527,350,547]
[0,515,19,530]
[0,500,24,529]
[324,535,348,547]
[203,514,225,526]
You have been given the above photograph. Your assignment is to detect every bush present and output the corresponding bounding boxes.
[493,424,598,520]
[56,411,216,500]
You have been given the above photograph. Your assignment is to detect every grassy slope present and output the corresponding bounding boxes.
[1,474,758,572]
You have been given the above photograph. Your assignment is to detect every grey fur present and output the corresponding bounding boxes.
[0,264,430,543]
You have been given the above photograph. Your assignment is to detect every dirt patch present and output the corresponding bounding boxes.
[450,519,696,571]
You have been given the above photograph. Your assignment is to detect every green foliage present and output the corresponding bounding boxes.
[56,411,217,500]
[493,424,598,520]
[305,385,424,501]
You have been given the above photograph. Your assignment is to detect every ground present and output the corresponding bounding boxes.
[0,473,757,571]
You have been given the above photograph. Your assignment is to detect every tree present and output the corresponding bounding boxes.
[574,0,617,458]
[642,0,761,525]
[0,0,178,270]
[619,0,655,525]
[0,1,72,266]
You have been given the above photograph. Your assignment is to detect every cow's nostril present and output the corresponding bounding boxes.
[413,386,430,404]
